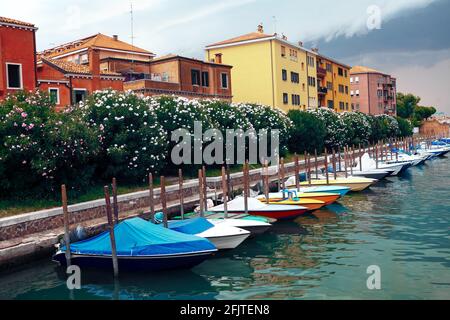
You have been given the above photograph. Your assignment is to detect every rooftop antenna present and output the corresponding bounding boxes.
[129,0,136,79]
[272,16,277,34]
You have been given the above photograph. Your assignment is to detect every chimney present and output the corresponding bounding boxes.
[215,53,223,64]
[311,47,319,53]
[89,48,101,91]
[298,41,304,47]
[257,23,264,33]
[113,35,119,41]
[281,33,287,41]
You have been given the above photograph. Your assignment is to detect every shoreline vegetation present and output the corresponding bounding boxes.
[0,89,416,217]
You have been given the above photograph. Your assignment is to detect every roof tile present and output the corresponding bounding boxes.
[0,16,35,28]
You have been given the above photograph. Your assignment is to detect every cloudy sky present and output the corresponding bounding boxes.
[3,0,449,114]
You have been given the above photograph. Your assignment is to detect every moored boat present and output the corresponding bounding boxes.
[256,191,339,206]
[167,217,250,250]
[210,197,309,220]
[52,217,217,271]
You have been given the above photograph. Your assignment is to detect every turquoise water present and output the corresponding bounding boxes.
[1,157,449,300]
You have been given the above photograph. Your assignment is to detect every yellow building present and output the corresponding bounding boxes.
[316,53,351,112]
[205,25,318,112]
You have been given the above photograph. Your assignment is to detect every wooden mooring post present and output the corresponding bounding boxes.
[280,158,286,190]
[178,169,184,220]
[104,186,119,278]
[295,154,300,191]
[202,166,208,210]
[198,170,204,217]
[221,166,228,218]
[264,160,270,204]
[160,176,168,227]
[332,149,337,180]
[61,185,71,267]
[314,149,319,179]
[148,173,155,222]
[112,178,119,224]
[243,161,249,215]
[307,153,312,186]
[324,149,330,185]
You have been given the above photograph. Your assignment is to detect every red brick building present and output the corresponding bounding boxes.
[37,49,124,110]
[0,17,38,100]
[123,54,233,101]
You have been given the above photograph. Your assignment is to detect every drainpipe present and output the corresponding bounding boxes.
[33,30,38,89]
[306,55,310,110]
[270,40,275,107]
[367,74,371,114]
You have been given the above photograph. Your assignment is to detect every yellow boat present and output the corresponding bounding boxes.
[288,177,377,192]
[258,197,326,212]
[257,192,340,206]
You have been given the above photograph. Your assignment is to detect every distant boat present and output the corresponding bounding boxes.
[349,169,391,180]
[210,197,309,220]
[357,153,409,176]
[167,217,250,250]
[53,218,217,271]
[296,186,351,198]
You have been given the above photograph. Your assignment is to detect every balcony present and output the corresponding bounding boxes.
[317,66,327,78]
[318,87,328,95]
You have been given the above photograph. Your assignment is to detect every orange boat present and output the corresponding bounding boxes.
[257,192,339,206]
[257,196,326,212]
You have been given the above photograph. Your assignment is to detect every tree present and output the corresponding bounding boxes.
[397,93,420,119]
[287,110,326,154]
[413,106,437,123]
[396,117,413,138]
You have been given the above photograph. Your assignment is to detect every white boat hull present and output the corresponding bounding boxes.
[197,225,250,250]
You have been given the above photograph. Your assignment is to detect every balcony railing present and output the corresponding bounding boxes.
[318,87,328,95]
[317,66,327,77]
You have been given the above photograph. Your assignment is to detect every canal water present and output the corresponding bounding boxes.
[1,157,449,300]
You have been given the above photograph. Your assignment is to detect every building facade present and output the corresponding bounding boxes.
[0,17,38,100]
[205,25,318,112]
[123,55,232,101]
[350,66,397,115]
[37,49,124,110]
[316,53,351,112]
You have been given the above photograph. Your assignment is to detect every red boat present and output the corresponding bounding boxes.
[210,198,309,220]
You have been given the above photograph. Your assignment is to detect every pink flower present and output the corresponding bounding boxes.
[21,112,28,118]
[28,124,34,130]
[22,123,27,128]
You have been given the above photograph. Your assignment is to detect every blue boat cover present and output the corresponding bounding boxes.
[62,217,216,256]
[168,217,214,235]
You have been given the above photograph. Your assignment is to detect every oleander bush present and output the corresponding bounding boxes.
[287,110,326,154]
[369,114,401,142]
[0,91,99,197]
[340,111,372,147]
[308,108,347,149]
[80,90,168,182]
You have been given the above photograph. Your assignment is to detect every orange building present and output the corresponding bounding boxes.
[0,17,38,100]
[316,52,351,112]
[124,54,233,101]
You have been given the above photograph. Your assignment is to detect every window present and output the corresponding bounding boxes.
[326,63,332,72]
[6,63,23,89]
[283,93,288,104]
[291,72,299,83]
[355,77,360,83]
[326,81,333,90]
[356,103,360,110]
[345,86,349,94]
[74,89,87,104]
[201,71,209,87]
[339,102,345,110]
[301,62,305,71]
[191,69,200,85]
[281,46,286,57]
[282,69,287,81]
[350,77,354,83]
[344,70,348,77]
[351,90,354,96]
[80,54,88,64]
[327,100,334,109]
[355,89,360,96]
[338,84,344,93]
[48,88,60,104]
[307,56,315,67]
[221,73,229,89]
[292,94,300,105]
[308,76,316,87]
[290,49,298,61]
[346,103,349,110]
[338,67,344,76]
